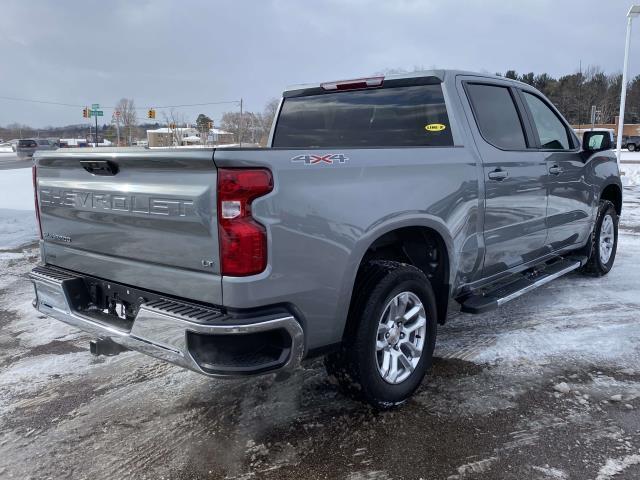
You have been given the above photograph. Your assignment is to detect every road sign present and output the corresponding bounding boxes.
[90,110,104,117]
[92,103,100,109]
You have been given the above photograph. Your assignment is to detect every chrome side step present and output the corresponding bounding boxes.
[460,256,587,314]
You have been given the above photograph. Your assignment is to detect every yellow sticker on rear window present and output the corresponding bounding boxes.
[425,123,446,132]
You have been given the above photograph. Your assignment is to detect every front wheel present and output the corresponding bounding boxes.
[325,261,437,409]
[628,143,636,152]
[581,200,618,276]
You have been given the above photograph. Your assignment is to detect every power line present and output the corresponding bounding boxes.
[0,95,83,107]
[146,100,241,109]
[0,95,242,110]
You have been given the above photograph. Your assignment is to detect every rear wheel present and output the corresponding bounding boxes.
[581,200,618,276]
[325,261,437,409]
[628,143,636,152]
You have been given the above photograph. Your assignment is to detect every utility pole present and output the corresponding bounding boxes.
[239,98,243,147]
[95,110,99,147]
[577,60,582,131]
[116,112,121,146]
[616,5,640,164]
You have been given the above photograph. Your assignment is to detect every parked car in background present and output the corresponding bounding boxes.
[16,138,58,159]
[622,135,640,151]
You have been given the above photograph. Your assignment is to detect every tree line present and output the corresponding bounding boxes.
[499,66,640,125]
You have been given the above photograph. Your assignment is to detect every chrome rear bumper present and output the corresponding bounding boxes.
[30,265,304,377]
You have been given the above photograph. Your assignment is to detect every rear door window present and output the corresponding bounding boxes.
[465,83,528,150]
[273,84,453,148]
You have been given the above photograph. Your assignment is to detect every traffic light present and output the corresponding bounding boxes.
[148,108,156,119]
[207,121,213,129]
[82,107,89,118]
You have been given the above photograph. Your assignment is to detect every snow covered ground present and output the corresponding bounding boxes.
[0,167,33,211]
[0,167,37,249]
[1,171,640,479]
[620,151,640,187]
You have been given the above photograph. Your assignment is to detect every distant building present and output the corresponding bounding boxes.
[207,127,234,145]
[59,138,88,148]
[146,126,234,147]
[571,120,640,137]
[59,138,112,148]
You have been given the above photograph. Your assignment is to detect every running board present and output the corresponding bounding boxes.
[460,256,587,314]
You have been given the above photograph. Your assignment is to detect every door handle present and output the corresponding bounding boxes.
[488,168,509,181]
[548,165,564,175]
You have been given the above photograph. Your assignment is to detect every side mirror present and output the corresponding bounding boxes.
[582,131,611,152]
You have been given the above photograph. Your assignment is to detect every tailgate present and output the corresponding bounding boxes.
[35,149,222,304]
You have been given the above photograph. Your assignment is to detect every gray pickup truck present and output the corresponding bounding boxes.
[31,70,621,408]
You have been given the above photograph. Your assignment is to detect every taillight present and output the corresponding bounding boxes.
[217,168,273,276]
[32,165,43,239]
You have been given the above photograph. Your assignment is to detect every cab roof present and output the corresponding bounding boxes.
[283,69,529,96]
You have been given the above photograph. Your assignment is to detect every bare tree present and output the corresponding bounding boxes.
[220,111,243,143]
[114,98,137,146]
[258,98,280,145]
[220,99,282,147]
[161,109,188,146]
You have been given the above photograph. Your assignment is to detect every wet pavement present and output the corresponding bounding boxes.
[1,189,640,479]
[0,152,30,171]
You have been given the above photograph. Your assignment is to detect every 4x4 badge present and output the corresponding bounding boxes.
[291,154,348,165]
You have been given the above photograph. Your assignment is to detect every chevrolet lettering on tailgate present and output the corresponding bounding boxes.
[39,189,195,217]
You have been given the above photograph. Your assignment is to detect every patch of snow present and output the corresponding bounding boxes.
[0,209,37,250]
[448,457,497,478]
[621,163,640,187]
[0,168,34,210]
[346,472,391,480]
[0,352,92,413]
[531,465,567,479]
[596,454,640,480]
[620,151,640,186]
[620,151,640,161]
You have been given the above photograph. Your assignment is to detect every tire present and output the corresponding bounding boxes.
[628,144,636,152]
[325,260,437,409]
[580,200,618,276]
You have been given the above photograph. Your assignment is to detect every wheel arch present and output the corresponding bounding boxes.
[336,219,454,343]
[600,182,622,216]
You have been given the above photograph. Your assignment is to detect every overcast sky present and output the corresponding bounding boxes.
[1,0,638,128]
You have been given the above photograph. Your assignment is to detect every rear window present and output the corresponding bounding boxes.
[18,140,37,147]
[272,84,453,148]
[465,83,527,150]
